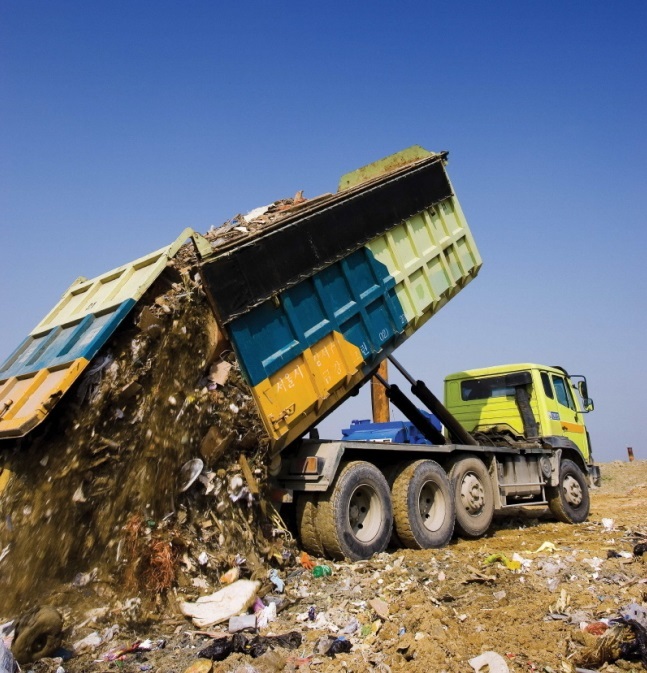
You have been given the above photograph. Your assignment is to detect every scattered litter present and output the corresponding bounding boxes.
[268,569,285,593]
[340,618,359,635]
[529,541,557,554]
[582,557,605,571]
[634,543,647,557]
[469,651,510,673]
[581,621,609,635]
[207,361,232,390]
[228,615,257,633]
[601,518,615,531]
[511,552,532,569]
[484,553,521,571]
[220,567,240,585]
[312,564,332,578]
[254,601,277,629]
[198,631,301,661]
[100,639,166,662]
[73,632,103,653]
[621,602,647,629]
[180,580,260,628]
[299,552,316,570]
[325,636,352,657]
[550,589,571,614]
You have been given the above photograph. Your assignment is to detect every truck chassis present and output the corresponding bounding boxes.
[279,439,592,561]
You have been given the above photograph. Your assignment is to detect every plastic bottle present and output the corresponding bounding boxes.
[311,564,332,578]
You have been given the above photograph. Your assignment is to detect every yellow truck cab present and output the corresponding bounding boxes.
[444,363,597,475]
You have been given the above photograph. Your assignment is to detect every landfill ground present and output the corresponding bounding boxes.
[0,228,644,673]
[3,459,645,673]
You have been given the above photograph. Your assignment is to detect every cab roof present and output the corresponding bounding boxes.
[445,363,569,382]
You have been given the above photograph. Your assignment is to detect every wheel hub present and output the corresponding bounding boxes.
[563,475,583,506]
[460,473,485,514]
[419,480,445,532]
[348,485,382,542]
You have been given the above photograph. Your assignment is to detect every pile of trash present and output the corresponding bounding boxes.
[0,234,296,629]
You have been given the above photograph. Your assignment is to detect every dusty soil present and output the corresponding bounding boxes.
[7,460,644,673]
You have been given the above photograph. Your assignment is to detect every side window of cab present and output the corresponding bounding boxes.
[552,375,575,410]
[540,372,554,399]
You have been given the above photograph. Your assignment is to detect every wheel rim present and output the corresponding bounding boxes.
[563,474,583,506]
[459,472,485,515]
[419,480,446,532]
[348,483,383,542]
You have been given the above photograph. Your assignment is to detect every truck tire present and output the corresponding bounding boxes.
[547,459,590,524]
[317,461,393,561]
[296,493,325,557]
[391,460,455,549]
[448,455,494,538]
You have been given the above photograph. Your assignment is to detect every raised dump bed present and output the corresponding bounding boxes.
[199,146,481,453]
[0,146,481,452]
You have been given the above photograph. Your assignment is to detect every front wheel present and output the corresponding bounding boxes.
[317,461,393,561]
[546,459,590,523]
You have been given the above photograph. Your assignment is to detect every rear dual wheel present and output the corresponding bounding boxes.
[296,493,325,557]
[391,460,455,549]
[316,461,393,561]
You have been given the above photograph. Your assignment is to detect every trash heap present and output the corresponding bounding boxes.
[0,233,296,622]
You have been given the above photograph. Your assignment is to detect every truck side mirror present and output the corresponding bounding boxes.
[577,380,589,400]
[583,397,594,412]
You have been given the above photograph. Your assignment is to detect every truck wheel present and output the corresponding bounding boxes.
[391,460,455,549]
[317,461,393,561]
[547,459,590,523]
[449,456,494,538]
[296,493,325,557]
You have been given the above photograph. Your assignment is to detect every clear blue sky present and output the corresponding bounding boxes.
[1,1,645,461]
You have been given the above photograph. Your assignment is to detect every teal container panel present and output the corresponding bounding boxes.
[228,247,406,387]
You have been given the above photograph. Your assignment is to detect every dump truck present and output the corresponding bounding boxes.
[0,145,599,562]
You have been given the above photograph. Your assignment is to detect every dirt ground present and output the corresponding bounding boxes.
[9,459,644,673]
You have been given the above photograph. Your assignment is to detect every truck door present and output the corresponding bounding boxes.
[544,372,589,460]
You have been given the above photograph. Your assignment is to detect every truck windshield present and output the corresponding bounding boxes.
[461,376,515,401]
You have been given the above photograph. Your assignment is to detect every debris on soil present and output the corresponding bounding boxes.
[2,202,647,672]
[0,461,646,672]
[180,580,261,628]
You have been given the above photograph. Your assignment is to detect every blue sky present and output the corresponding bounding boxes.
[1,1,645,461]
